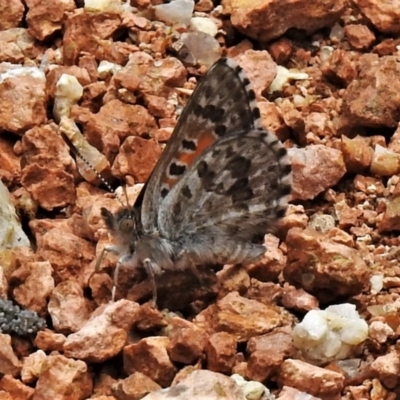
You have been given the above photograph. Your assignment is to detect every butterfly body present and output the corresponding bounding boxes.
[100,57,292,301]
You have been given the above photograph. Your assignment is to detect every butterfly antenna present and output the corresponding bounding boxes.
[122,185,131,209]
[60,132,126,207]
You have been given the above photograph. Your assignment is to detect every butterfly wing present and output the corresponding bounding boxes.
[157,129,292,265]
[139,58,263,233]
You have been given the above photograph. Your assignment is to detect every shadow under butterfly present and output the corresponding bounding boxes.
[62,57,292,310]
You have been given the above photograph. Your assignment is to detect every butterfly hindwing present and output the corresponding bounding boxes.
[157,129,291,265]
[139,58,262,233]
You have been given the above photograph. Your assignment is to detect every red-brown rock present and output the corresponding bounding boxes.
[289,145,346,201]
[344,24,375,50]
[0,334,21,377]
[111,372,161,400]
[48,280,93,334]
[35,227,95,284]
[370,351,400,389]
[0,137,21,187]
[277,359,344,398]
[0,28,42,63]
[123,337,177,387]
[321,49,358,86]
[64,300,139,363]
[194,292,285,342]
[20,350,46,384]
[33,355,92,400]
[111,136,163,183]
[167,325,208,365]
[35,330,67,352]
[0,0,24,30]
[223,0,346,42]
[246,327,296,382]
[284,227,370,302]
[0,67,47,134]
[341,135,373,174]
[26,0,76,41]
[378,197,400,233]
[11,261,54,314]
[353,0,400,33]
[342,55,400,128]
[246,234,285,283]
[281,286,319,313]
[20,125,76,210]
[63,9,123,65]
[233,50,277,98]
[205,332,237,373]
[0,375,34,400]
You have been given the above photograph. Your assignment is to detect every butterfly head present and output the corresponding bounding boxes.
[100,206,140,249]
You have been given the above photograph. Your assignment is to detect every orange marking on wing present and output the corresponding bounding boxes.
[161,130,217,189]
[175,130,216,166]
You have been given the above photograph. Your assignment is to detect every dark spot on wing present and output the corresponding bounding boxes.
[266,164,277,173]
[239,108,250,121]
[280,183,291,196]
[211,148,222,158]
[226,177,254,203]
[233,188,253,203]
[277,147,288,158]
[252,107,261,120]
[247,89,256,101]
[169,163,186,177]
[197,160,216,190]
[181,185,192,199]
[202,105,225,123]
[193,104,203,117]
[282,164,291,175]
[269,178,279,190]
[227,177,249,192]
[197,160,208,178]
[226,156,251,178]
[182,139,196,151]
[173,200,182,216]
[231,89,244,103]
[203,84,213,99]
[161,188,169,198]
[275,208,286,218]
[225,146,235,158]
[214,182,225,195]
[259,132,268,140]
[215,124,227,136]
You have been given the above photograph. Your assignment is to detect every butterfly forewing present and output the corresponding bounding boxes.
[139,58,263,233]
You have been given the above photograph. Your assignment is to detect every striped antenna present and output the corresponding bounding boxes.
[60,132,126,207]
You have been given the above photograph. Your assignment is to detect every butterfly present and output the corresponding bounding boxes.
[98,57,292,303]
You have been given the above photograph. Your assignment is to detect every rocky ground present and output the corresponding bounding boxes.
[1,0,400,399]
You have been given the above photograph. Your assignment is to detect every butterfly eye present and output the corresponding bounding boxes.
[119,218,134,233]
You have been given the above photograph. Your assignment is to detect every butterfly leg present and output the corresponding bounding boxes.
[111,260,122,302]
[175,250,203,284]
[143,258,158,305]
[188,263,203,283]
[89,244,120,301]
